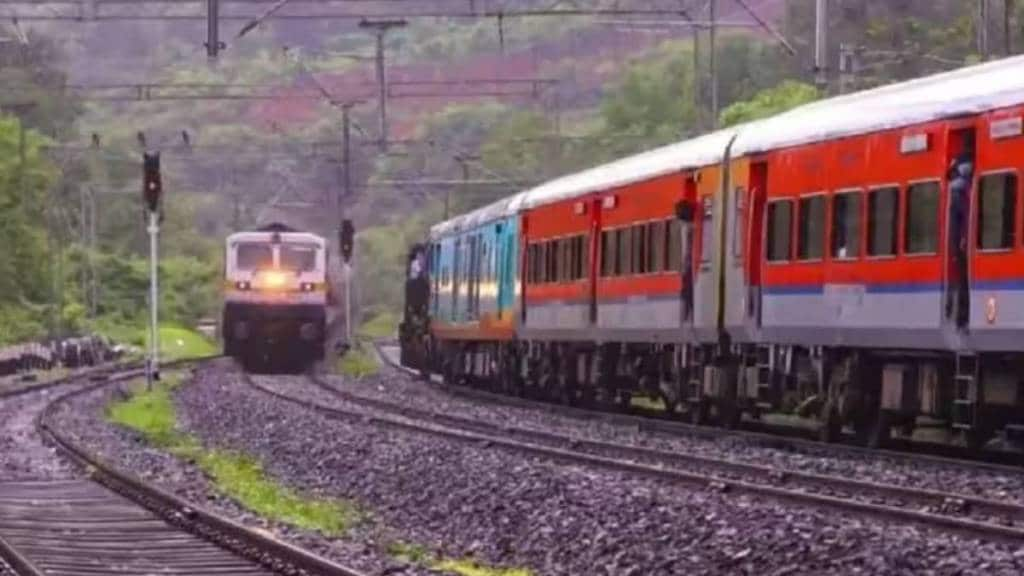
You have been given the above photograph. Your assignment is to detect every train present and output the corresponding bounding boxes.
[401,55,1024,450]
[222,223,330,371]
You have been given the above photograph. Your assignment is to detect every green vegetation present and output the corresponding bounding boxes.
[387,541,433,565]
[720,81,821,127]
[337,345,379,379]
[387,541,533,576]
[359,311,400,340]
[108,375,359,536]
[433,559,533,576]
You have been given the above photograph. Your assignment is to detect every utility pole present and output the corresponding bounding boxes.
[708,0,718,129]
[359,19,407,152]
[206,0,225,58]
[451,154,478,220]
[978,0,991,60]
[1006,0,1016,55]
[815,0,829,89]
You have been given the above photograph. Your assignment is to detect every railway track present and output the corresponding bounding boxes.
[245,368,1024,545]
[373,343,1024,478]
[0,359,368,576]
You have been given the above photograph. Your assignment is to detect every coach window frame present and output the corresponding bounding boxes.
[903,178,942,257]
[830,188,864,261]
[765,198,794,264]
[866,183,901,259]
[976,169,1020,253]
[796,191,827,262]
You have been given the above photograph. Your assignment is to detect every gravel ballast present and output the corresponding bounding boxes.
[168,363,1024,575]
[51,365,430,576]
[330,352,1024,507]
[0,386,78,481]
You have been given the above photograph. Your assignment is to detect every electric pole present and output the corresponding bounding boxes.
[359,19,407,152]
[709,0,718,128]
[206,0,225,58]
[978,0,991,60]
[451,154,478,220]
[1006,0,1016,55]
[815,0,829,89]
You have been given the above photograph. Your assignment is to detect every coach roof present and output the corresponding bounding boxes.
[734,54,1024,155]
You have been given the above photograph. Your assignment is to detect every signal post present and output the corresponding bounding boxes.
[143,152,162,387]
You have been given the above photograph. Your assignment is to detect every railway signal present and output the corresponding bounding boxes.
[142,152,163,387]
[340,219,355,263]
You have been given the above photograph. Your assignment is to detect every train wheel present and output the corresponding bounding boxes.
[819,401,842,443]
[719,401,741,430]
[688,400,708,425]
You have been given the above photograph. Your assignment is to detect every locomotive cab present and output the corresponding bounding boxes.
[223,223,329,370]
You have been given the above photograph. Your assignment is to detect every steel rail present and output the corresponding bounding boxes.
[0,357,369,576]
[244,369,1024,544]
[374,342,1024,475]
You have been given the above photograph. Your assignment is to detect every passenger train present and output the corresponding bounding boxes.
[401,56,1024,449]
[223,223,330,370]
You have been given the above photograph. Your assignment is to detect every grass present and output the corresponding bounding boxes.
[433,559,533,576]
[359,311,400,340]
[91,319,218,362]
[629,395,666,412]
[107,375,359,536]
[336,345,379,378]
[386,540,533,576]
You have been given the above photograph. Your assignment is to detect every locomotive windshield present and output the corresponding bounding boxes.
[236,243,273,270]
[280,244,318,272]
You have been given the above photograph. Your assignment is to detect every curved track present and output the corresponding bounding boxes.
[376,343,1024,477]
[243,366,1024,545]
[0,360,368,576]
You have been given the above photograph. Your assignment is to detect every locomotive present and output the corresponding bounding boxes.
[222,223,329,370]
[402,55,1024,450]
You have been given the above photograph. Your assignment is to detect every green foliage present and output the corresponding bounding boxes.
[601,43,697,146]
[359,312,400,340]
[337,346,379,379]
[108,376,360,536]
[720,81,821,127]
[433,559,533,576]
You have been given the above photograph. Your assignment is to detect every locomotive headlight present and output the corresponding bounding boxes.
[235,281,251,291]
[259,270,288,291]
[300,282,315,292]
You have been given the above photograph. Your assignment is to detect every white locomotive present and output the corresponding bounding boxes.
[222,223,329,370]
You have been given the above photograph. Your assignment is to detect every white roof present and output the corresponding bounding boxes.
[430,127,741,239]
[227,231,326,245]
[518,127,740,211]
[735,55,1024,154]
[431,56,1024,240]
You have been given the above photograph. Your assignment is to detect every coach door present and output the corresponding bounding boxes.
[746,161,768,325]
[945,125,977,330]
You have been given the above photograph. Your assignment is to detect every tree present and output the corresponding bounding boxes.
[719,81,820,127]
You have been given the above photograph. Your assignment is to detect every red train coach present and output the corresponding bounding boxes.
[413,56,1024,450]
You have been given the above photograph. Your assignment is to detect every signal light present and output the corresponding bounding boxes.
[340,219,355,263]
[142,152,162,213]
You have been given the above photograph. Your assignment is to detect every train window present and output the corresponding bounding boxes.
[236,243,273,270]
[831,191,862,259]
[905,181,940,255]
[632,225,646,275]
[978,173,1018,250]
[797,195,826,261]
[280,244,318,272]
[766,200,793,262]
[578,235,589,279]
[700,201,714,264]
[648,222,664,273]
[868,187,900,257]
[667,219,682,271]
[561,238,572,282]
[617,228,631,276]
[600,231,613,277]
[547,240,557,283]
